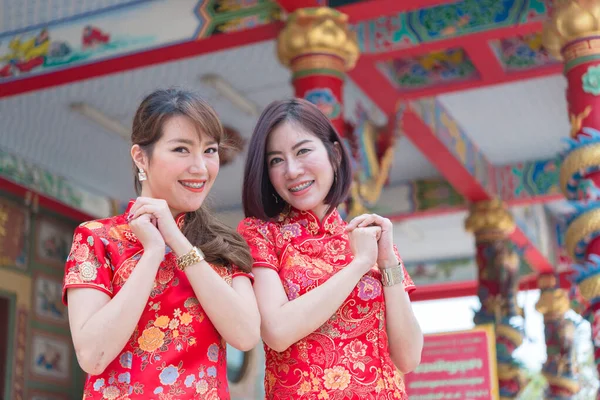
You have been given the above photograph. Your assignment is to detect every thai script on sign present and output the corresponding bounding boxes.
[414,358,483,375]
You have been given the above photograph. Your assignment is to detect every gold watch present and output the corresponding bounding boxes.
[176,246,205,271]
[380,263,404,287]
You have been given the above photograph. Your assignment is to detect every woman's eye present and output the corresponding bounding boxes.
[269,157,283,166]
[174,147,189,153]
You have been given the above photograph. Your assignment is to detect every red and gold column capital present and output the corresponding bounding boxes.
[277,7,359,135]
[464,199,516,241]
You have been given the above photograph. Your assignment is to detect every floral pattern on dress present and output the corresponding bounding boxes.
[64,200,251,399]
[238,208,415,400]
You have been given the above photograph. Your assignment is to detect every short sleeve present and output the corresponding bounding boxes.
[231,265,255,284]
[237,218,280,272]
[210,263,255,285]
[62,224,114,305]
[393,245,416,295]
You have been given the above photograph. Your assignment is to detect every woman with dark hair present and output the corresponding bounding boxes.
[238,98,423,399]
[63,88,260,399]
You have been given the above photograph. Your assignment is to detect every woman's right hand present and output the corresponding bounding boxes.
[129,213,165,253]
[348,226,381,274]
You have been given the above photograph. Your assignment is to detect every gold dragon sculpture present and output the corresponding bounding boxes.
[343,105,399,219]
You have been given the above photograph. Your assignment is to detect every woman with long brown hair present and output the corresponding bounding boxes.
[62,88,260,399]
[238,98,423,399]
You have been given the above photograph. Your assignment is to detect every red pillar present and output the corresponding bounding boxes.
[465,200,527,398]
[276,7,359,136]
[544,1,600,393]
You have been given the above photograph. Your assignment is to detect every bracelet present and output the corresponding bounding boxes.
[176,246,205,271]
[380,263,404,287]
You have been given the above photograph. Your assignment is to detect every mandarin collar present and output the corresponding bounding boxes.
[279,206,343,236]
[125,199,187,231]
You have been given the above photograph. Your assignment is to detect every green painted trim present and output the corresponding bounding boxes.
[30,320,70,336]
[564,54,600,72]
[205,4,281,37]
[0,290,17,400]
[292,68,345,80]
[214,3,279,22]
[354,0,549,53]
[26,379,72,393]
[0,148,112,219]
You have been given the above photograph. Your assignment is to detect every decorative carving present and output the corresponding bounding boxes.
[564,207,600,262]
[548,4,600,389]
[474,240,523,325]
[541,317,579,397]
[465,199,516,240]
[582,66,600,95]
[468,199,525,398]
[569,105,592,138]
[536,273,579,398]
[473,240,525,398]
[542,0,600,60]
[277,7,359,71]
[341,105,396,219]
[579,273,600,301]
[495,323,528,399]
[536,288,571,317]
[559,142,600,199]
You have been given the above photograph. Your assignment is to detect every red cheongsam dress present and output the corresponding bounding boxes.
[62,201,253,400]
[238,207,416,400]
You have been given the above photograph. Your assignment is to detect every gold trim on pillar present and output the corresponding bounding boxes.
[464,199,516,241]
[543,0,600,60]
[578,273,600,301]
[289,54,347,75]
[277,7,359,72]
[535,288,571,319]
[564,207,600,262]
[559,143,600,197]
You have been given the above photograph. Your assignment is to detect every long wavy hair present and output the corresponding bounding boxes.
[131,88,252,272]
[242,98,353,220]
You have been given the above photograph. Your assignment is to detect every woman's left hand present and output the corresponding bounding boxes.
[345,213,397,269]
[128,197,190,254]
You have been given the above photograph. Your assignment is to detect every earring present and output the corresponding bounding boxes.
[272,193,279,204]
[138,169,147,182]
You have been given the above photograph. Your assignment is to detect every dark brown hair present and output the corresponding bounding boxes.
[242,98,352,220]
[131,88,252,272]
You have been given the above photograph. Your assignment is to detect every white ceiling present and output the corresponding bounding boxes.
[0,38,440,212]
[388,136,441,183]
[438,74,570,164]
[393,210,475,262]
